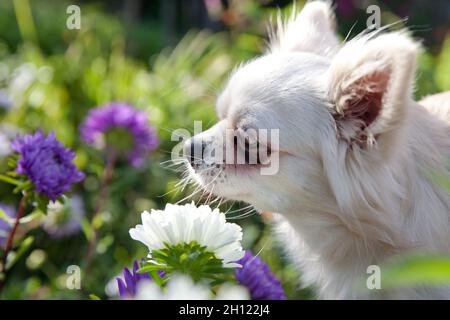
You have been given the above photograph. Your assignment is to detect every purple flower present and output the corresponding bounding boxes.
[117,259,163,298]
[235,250,286,300]
[11,130,85,201]
[336,0,356,17]
[80,103,159,167]
[0,204,15,248]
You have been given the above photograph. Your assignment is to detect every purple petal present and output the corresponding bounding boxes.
[79,102,159,167]
[235,251,287,300]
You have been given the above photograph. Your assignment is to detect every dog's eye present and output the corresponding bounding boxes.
[239,127,258,147]
[244,136,258,150]
[243,132,263,165]
[234,134,257,151]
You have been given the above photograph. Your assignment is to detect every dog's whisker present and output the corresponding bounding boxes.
[344,20,358,43]
[208,195,223,205]
[174,183,204,204]
[176,167,223,205]
[225,204,253,215]
[254,238,271,259]
[227,208,256,220]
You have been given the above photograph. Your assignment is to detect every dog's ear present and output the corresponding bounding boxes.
[269,1,339,57]
[327,32,419,146]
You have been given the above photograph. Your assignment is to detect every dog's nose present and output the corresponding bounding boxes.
[184,138,206,167]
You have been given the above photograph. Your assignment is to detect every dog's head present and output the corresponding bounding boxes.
[183,1,419,215]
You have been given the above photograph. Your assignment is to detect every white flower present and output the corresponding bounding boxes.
[0,132,11,158]
[104,273,121,297]
[133,281,164,300]
[133,274,249,300]
[215,284,250,300]
[134,274,210,300]
[129,202,244,267]
[0,123,20,159]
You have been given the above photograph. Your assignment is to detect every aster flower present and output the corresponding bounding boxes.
[132,274,249,300]
[215,284,250,300]
[80,102,159,167]
[336,0,356,17]
[134,274,211,300]
[116,259,159,298]
[129,202,244,269]
[11,131,84,201]
[235,250,287,300]
[0,204,16,248]
[41,195,85,238]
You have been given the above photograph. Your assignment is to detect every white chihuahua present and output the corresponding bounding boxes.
[184,1,450,299]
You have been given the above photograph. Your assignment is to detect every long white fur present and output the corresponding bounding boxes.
[186,1,450,299]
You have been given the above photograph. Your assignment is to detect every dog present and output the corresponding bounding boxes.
[183,1,450,299]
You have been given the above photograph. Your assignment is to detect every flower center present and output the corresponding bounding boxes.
[140,241,233,284]
[52,153,63,165]
[105,127,134,152]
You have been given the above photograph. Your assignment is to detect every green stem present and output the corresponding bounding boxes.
[13,0,38,43]
[84,152,117,268]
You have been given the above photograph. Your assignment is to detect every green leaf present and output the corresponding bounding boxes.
[89,294,101,300]
[382,254,450,288]
[137,264,165,274]
[92,214,104,230]
[19,210,44,224]
[7,155,18,170]
[81,217,95,241]
[13,180,32,193]
[0,174,21,186]
[149,270,165,288]
[140,241,234,285]
[5,236,34,271]
[152,248,169,258]
[33,194,49,214]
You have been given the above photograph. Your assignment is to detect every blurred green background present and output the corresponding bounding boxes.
[0,0,449,299]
